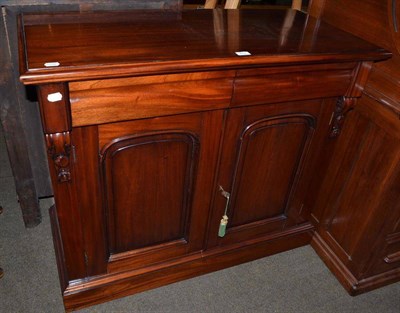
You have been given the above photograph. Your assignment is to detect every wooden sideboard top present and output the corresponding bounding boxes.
[19,9,391,84]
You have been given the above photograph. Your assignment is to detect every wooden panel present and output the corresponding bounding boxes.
[364,57,400,115]
[46,126,108,280]
[99,111,202,147]
[360,147,400,277]
[232,65,353,106]
[313,94,400,281]
[97,111,224,273]
[46,135,87,280]
[101,132,198,254]
[71,126,107,277]
[315,0,393,51]
[325,125,399,263]
[229,115,314,227]
[207,100,321,248]
[69,71,234,126]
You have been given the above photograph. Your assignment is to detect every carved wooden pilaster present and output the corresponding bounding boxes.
[37,83,73,183]
[46,132,72,183]
[329,96,356,138]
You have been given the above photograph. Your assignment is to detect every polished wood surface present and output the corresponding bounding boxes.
[99,112,224,273]
[232,64,354,106]
[309,0,400,114]
[19,9,389,84]
[18,8,391,310]
[206,100,330,248]
[308,0,400,295]
[69,71,234,126]
[311,95,400,295]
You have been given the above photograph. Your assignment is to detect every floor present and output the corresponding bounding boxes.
[0,127,399,313]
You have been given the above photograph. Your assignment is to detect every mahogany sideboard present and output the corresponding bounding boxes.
[18,9,391,311]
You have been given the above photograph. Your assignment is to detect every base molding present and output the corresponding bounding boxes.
[60,224,313,311]
[311,232,400,296]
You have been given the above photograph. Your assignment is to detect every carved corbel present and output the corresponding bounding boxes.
[46,132,72,183]
[329,96,356,138]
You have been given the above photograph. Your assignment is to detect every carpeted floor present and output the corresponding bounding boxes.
[0,128,399,313]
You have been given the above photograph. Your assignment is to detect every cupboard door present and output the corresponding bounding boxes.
[95,111,223,273]
[208,100,328,247]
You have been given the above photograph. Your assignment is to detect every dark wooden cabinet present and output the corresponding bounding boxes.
[18,8,390,311]
[307,0,400,295]
[311,96,400,294]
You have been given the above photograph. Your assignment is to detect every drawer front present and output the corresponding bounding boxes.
[232,64,355,107]
[69,71,234,126]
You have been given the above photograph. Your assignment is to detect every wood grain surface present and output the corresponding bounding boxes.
[18,6,394,310]
[19,9,390,84]
[307,0,400,295]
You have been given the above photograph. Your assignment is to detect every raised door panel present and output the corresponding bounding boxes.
[207,100,326,248]
[102,132,197,254]
[229,115,313,228]
[97,111,223,273]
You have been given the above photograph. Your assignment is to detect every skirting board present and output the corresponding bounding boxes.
[311,232,400,296]
[49,207,314,312]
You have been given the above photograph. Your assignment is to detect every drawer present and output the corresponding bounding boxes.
[232,64,355,107]
[69,71,234,126]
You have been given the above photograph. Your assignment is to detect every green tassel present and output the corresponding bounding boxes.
[218,215,228,237]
